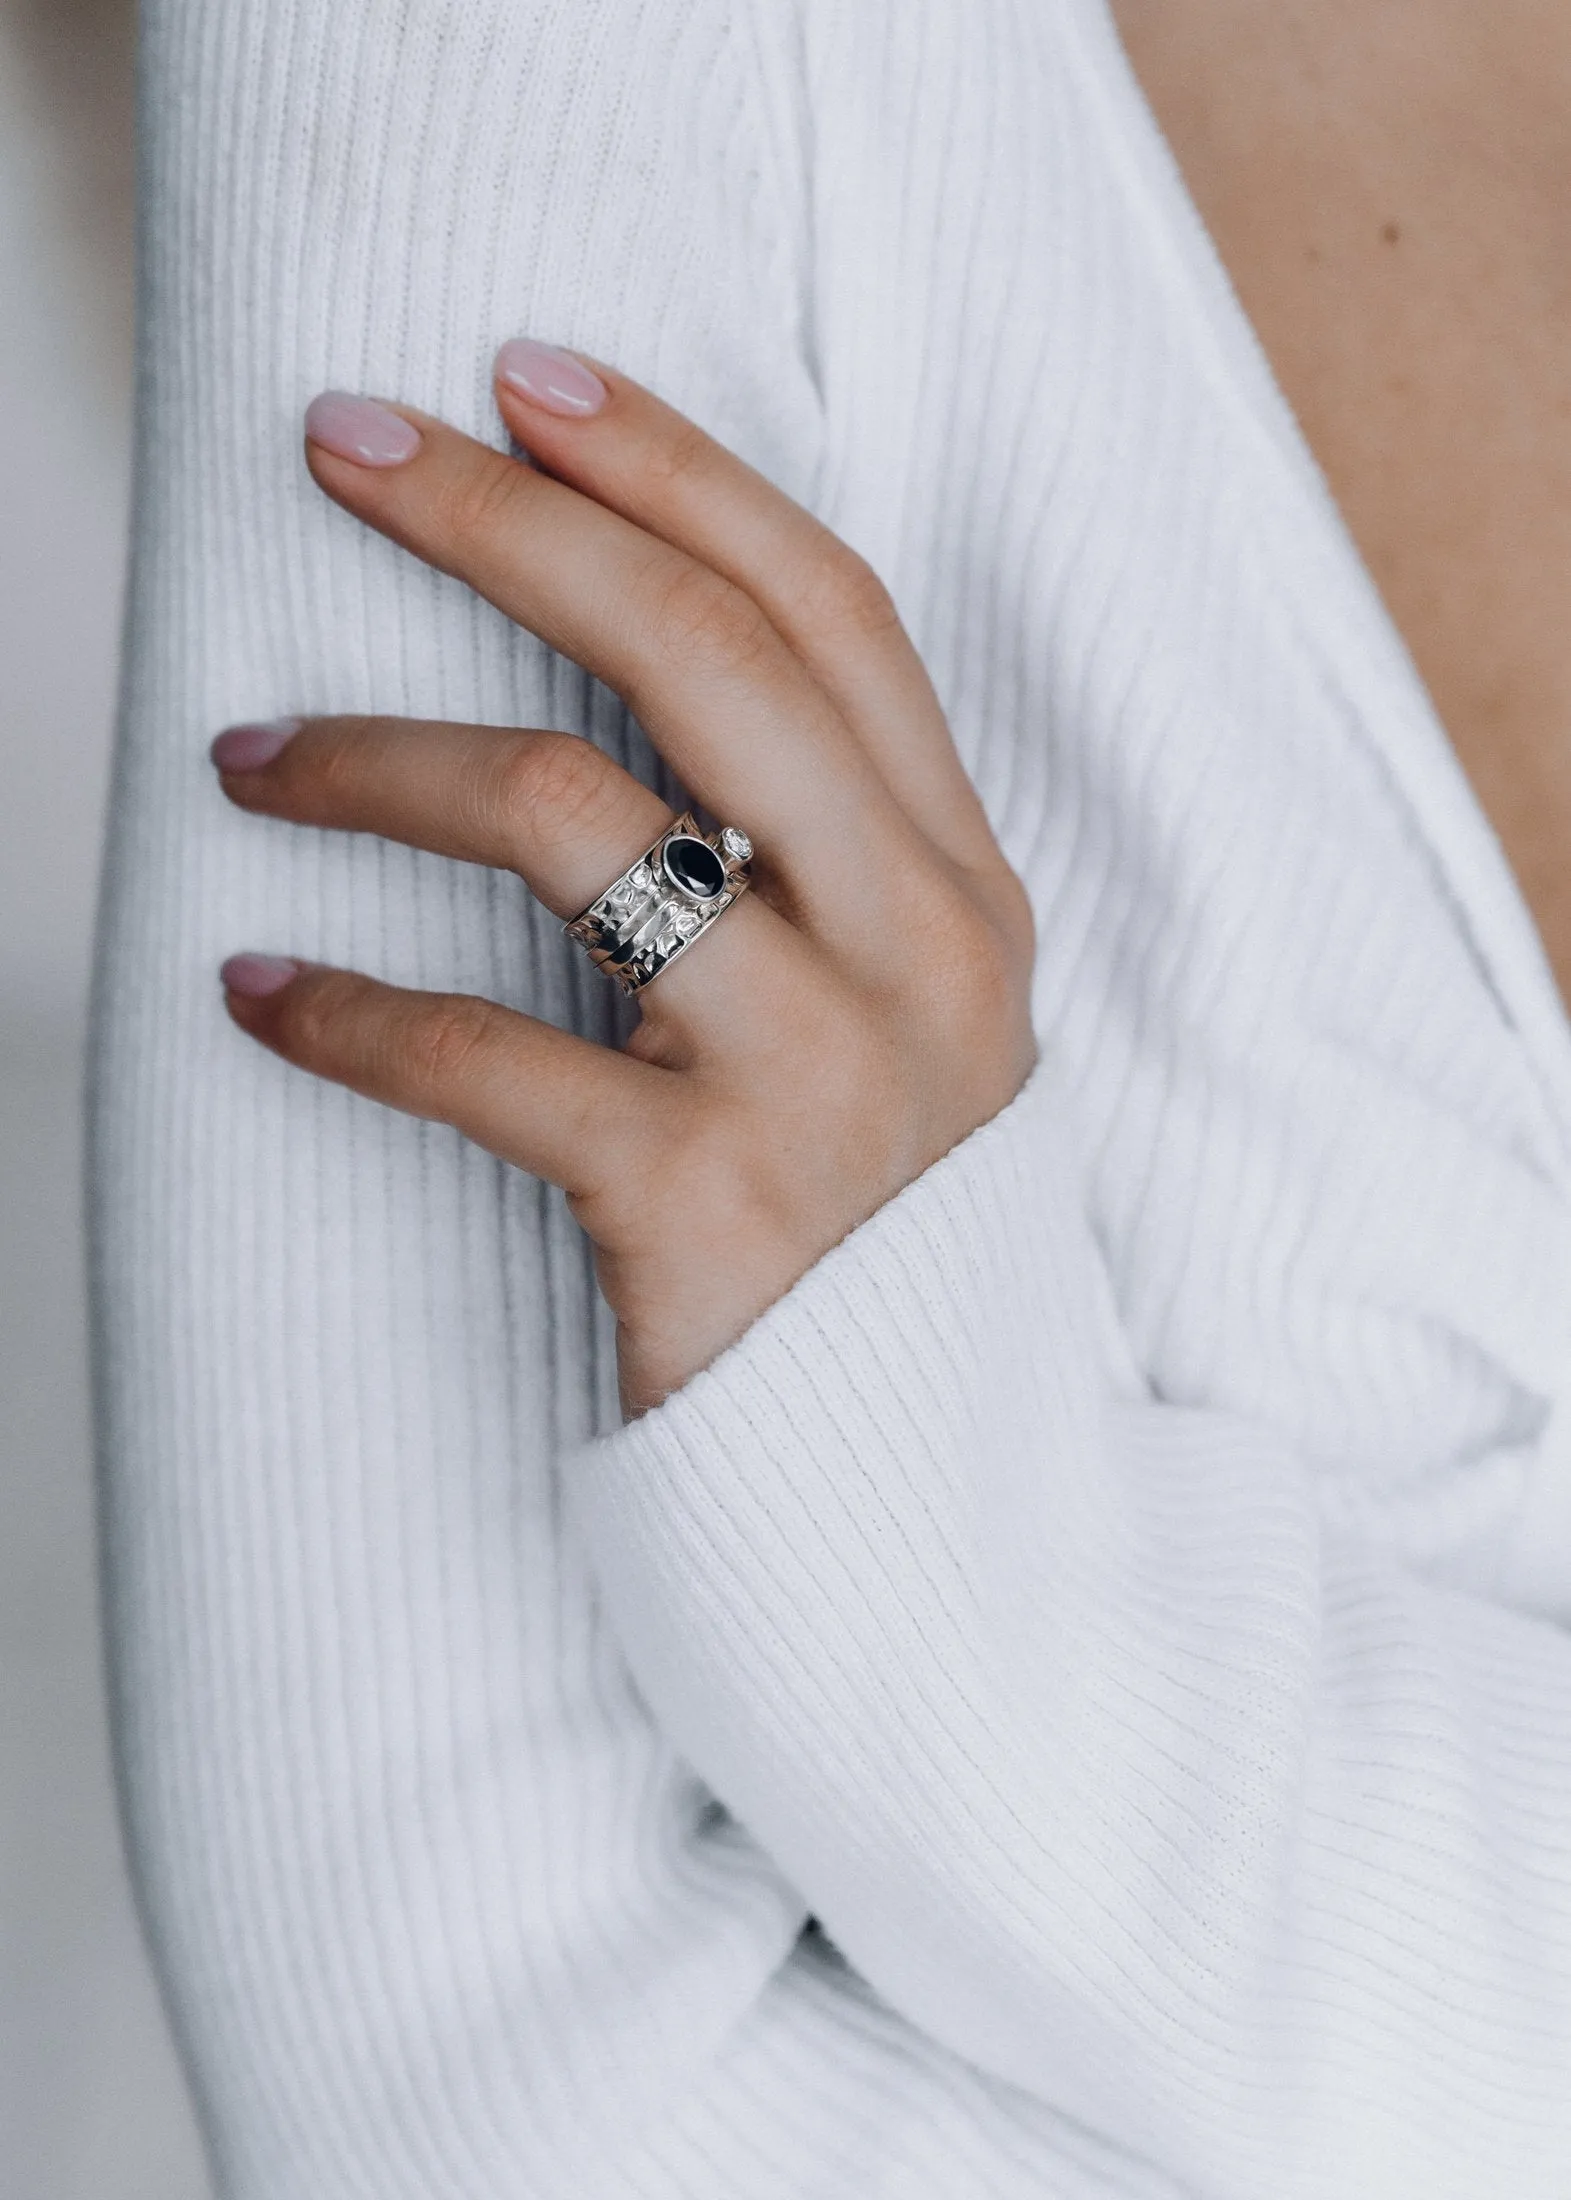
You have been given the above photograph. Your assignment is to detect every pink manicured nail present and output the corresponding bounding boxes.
[211,718,301,772]
[495,339,608,417]
[304,391,423,467]
[221,954,300,999]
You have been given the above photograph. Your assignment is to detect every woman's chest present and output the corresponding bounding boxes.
[1109,0,1571,1013]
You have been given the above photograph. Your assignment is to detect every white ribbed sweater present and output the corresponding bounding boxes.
[92,2,1571,2193]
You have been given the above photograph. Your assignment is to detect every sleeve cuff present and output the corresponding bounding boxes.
[568,1051,1127,1838]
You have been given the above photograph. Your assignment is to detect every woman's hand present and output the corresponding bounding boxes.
[214,343,1036,1413]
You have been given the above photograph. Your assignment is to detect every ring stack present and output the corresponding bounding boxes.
[564,811,754,994]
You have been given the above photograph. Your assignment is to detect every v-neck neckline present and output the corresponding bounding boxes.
[1065,0,1571,1175]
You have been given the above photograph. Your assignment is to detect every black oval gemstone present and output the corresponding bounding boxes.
[662,834,727,902]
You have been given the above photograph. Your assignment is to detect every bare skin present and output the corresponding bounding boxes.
[1111,0,1571,1005]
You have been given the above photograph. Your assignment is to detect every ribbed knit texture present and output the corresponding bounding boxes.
[91,1,1571,2193]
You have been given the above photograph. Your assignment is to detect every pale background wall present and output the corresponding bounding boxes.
[0,3,212,2191]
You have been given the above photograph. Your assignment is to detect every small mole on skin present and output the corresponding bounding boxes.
[1381,220,1402,246]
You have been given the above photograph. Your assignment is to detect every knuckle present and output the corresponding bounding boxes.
[489,731,615,848]
[909,880,1030,1032]
[273,969,352,1065]
[401,993,498,1097]
[981,867,1037,972]
[309,719,379,807]
[641,414,717,495]
[648,562,775,678]
[432,451,534,550]
[809,542,904,644]
[947,903,1018,997]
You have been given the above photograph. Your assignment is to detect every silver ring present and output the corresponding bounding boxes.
[564,811,753,994]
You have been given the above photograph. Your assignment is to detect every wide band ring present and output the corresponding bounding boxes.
[563,811,754,994]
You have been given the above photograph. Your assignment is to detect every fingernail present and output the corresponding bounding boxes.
[211,718,301,773]
[304,391,423,467]
[495,339,608,417]
[221,954,300,999]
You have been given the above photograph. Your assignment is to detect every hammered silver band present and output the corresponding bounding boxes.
[564,811,753,994]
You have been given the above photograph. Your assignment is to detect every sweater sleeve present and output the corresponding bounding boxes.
[578,1055,1571,2197]
[92,2,1185,2194]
